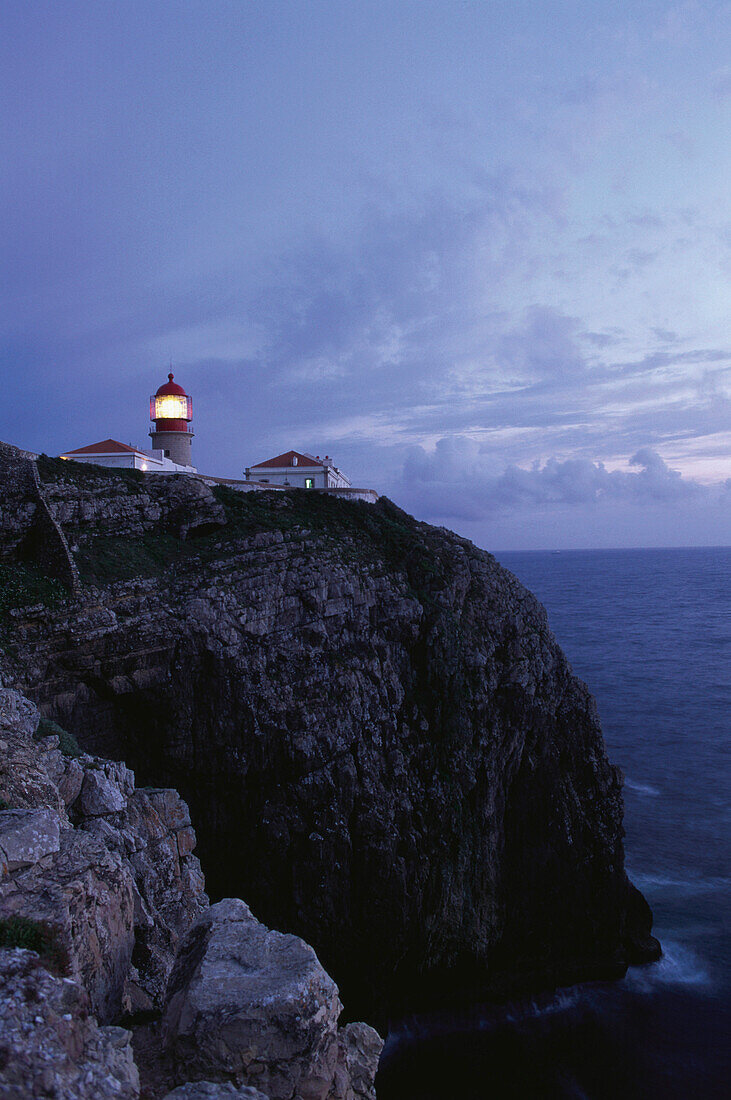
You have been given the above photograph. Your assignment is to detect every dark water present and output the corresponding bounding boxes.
[378,547,730,1099]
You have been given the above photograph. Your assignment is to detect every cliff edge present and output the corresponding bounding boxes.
[0,452,660,1022]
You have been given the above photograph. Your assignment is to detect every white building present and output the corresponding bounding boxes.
[244,451,351,489]
[59,438,196,474]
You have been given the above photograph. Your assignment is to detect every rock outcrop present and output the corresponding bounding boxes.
[0,690,207,1020]
[0,688,383,1098]
[162,1085,268,1100]
[0,949,139,1100]
[163,898,382,1100]
[0,465,659,1021]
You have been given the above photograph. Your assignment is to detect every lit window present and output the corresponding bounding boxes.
[305,478,314,488]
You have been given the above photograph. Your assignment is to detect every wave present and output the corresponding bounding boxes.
[502,987,582,1024]
[631,871,731,896]
[386,987,583,1049]
[624,939,711,992]
[624,778,660,796]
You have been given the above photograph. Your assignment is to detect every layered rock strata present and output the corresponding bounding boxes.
[0,462,659,1023]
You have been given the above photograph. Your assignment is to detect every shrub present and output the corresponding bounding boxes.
[36,454,144,491]
[0,561,65,621]
[74,531,190,585]
[34,717,82,758]
[0,916,69,974]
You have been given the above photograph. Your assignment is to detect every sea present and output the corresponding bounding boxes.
[378,547,730,1100]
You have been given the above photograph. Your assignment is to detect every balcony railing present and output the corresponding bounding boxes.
[149,424,194,433]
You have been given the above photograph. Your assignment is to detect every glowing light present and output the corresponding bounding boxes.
[154,394,188,420]
[141,462,147,471]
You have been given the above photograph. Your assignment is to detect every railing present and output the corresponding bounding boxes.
[149,425,194,433]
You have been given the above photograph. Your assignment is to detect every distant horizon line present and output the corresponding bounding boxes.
[494,544,730,555]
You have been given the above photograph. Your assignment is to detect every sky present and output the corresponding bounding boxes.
[1,0,729,550]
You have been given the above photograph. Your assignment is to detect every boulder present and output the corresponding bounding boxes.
[0,808,60,874]
[78,767,128,815]
[162,1085,269,1100]
[0,948,139,1100]
[57,756,85,806]
[163,899,343,1100]
[332,1023,383,1100]
[0,688,39,738]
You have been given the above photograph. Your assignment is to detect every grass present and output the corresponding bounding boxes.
[73,488,443,594]
[0,916,69,974]
[210,487,447,596]
[34,717,82,758]
[75,531,192,585]
[32,467,451,608]
[0,561,65,622]
[36,454,145,491]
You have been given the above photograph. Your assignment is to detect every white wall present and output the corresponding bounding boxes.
[246,463,351,488]
[59,451,196,474]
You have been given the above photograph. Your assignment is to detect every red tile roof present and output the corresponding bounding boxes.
[249,450,325,469]
[64,439,143,456]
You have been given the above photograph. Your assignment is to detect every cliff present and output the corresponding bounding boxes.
[0,450,659,1026]
[0,688,382,1099]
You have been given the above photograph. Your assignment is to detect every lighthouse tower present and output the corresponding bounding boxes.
[149,372,195,469]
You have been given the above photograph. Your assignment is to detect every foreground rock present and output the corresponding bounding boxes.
[163,1085,268,1100]
[0,948,139,1100]
[0,690,383,1097]
[0,690,207,1020]
[163,898,382,1100]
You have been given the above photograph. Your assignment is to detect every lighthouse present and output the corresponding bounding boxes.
[149,372,195,469]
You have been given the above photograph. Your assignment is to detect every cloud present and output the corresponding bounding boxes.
[398,439,721,523]
[496,307,586,382]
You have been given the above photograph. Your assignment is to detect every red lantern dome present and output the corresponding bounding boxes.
[149,373,192,432]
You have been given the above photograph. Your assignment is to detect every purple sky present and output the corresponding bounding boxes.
[2,0,729,549]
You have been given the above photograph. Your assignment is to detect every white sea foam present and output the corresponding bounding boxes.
[503,987,581,1024]
[624,939,711,992]
[624,778,660,796]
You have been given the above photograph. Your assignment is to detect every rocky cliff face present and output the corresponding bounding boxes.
[0,689,382,1099]
[0,458,659,1023]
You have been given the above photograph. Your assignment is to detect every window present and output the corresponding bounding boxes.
[292,456,298,466]
[305,478,314,489]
